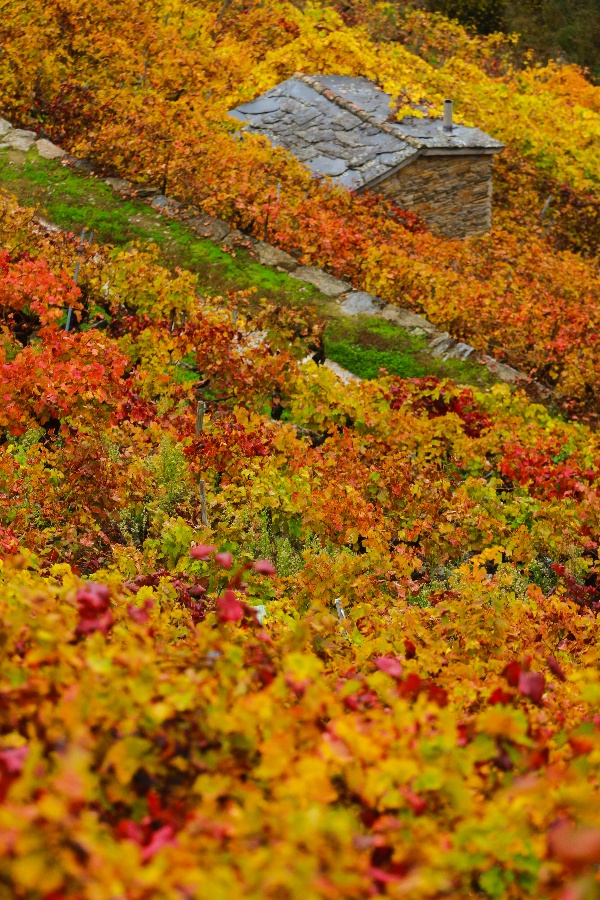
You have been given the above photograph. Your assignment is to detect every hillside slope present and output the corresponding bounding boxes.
[1,3,600,898]
[0,171,599,896]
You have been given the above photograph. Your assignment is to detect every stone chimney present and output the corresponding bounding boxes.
[443,99,453,133]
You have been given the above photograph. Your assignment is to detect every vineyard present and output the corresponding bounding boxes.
[0,0,600,897]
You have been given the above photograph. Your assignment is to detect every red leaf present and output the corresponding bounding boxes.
[140,825,177,862]
[568,735,594,756]
[375,656,403,678]
[489,687,514,705]
[216,589,244,622]
[254,559,276,575]
[0,526,18,554]
[548,821,600,867]
[521,653,532,671]
[0,745,28,775]
[76,583,113,635]
[76,610,114,636]
[503,660,521,687]
[214,551,233,569]
[399,672,422,698]
[518,670,545,704]
[547,655,567,682]
[427,683,448,707]
[127,599,154,625]
[401,786,427,815]
[369,866,403,884]
[404,638,416,659]
[76,583,109,613]
[286,675,311,697]
[190,544,216,560]
[116,819,145,843]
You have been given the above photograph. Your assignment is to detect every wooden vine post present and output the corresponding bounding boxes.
[199,480,209,528]
[195,400,205,437]
[196,401,209,526]
[66,228,94,332]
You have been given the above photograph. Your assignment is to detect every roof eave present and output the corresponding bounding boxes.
[420,145,504,156]
[355,142,504,194]
[354,151,419,193]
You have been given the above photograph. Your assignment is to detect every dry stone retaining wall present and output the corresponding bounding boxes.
[0,113,547,398]
[0,118,65,159]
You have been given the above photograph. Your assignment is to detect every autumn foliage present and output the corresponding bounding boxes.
[0,181,597,896]
[0,1,600,897]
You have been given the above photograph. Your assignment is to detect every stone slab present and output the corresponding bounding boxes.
[236,96,281,116]
[481,355,527,385]
[104,177,132,193]
[35,138,66,160]
[150,194,181,214]
[9,128,36,139]
[294,108,320,126]
[286,79,322,105]
[221,230,258,252]
[0,129,36,152]
[340,291,386,315]
[378,305,438,334]
[290,266,352,297]
[444,341,475,361]
[253,240,298,272]
[244,330,267,350]
[135,185,160,198]
[65,156,94,172]
[335,169,364,190]
[323,358,361,384]
[429,333,455,357]
[309,155,348,177]
[34,216,62,235]
[260,112,285,125]
[0,119,12,137]
[187,214,230,242]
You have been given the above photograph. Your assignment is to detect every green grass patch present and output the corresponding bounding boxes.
[325,316,496,388]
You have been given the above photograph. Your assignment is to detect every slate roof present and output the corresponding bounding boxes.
[229,75,504,191]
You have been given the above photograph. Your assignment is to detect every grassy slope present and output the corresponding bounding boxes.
[0,147,496,387]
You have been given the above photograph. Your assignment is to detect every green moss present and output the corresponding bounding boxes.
[325,315,496,388]
[327,338,427,380]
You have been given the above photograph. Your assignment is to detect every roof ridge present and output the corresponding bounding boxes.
[294,73,425,152]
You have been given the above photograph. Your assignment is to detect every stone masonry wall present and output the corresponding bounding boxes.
[378,154,493,240]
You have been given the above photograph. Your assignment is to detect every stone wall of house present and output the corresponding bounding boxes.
[378,154,494,239]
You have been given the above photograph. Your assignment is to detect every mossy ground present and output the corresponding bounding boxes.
[324,315,495,385]
[0,147,496,389]
[0,149,319,305]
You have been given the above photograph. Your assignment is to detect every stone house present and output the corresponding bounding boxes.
[229,74,504,240]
